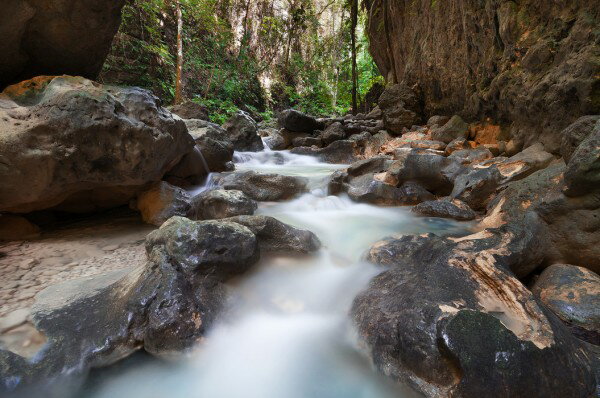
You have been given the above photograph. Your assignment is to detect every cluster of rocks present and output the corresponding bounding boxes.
[345,86,600,396]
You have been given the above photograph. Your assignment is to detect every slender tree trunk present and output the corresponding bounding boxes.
[174,0,184,104]
[350,0,358,114]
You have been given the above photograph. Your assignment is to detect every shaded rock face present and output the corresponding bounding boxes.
[412,198,476,221]
[364,0,600,152]
[0,0,126,90]
[0,215,40,240]
[190,189,257,220]
[135,182,191,226]
[223,111,264,152]
[277,109,324,133]
[378,84,421,134]
[354,233,597,398]
[0,76,194,213]
[226,215,321,254]
[185,119,234,172]
[214,171,308,201]
[564,119,600,197]
[431,115,469,144]
[532,264,600,345]
[168,101,209,120]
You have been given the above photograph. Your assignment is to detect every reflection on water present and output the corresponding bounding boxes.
[85,150,471,398]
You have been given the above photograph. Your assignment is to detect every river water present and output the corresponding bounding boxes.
[84,149,472,398]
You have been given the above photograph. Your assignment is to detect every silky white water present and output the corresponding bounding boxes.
[86,150,472,398]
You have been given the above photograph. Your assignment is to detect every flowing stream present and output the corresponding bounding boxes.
[84,149,473,398]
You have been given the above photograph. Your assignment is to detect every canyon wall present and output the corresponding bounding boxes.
[364,0,600,152]
[0,0,125,90]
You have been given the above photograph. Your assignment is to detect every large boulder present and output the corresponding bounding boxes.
[190,189,257,220]
[430,115,469,144]
[222,111,264,152]
[291,140,362,164]
[0,0,126,90]
[378,84,421,134]
[532,264,600,345]
[412,198,477,221]
[226,215,321,254]
[0,216,259,396]
[353,232,598,397]
[277,109,324,133]
[0,76,194,213]
[560,115,600,163]
[214,171,308,201]
[564,119,600,197]
[168,101,209,120]
[185,119,234,172]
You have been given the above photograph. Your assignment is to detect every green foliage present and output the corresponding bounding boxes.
[101,0,382,120]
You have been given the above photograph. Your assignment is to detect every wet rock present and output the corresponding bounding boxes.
[262,130,287,150]
[353,232,597,398]
[412,198,477,221]
[560,116,600,163]
[448,147,494,165]
[145,217,259,279]
[292,136,322,148]
[384,148,464,195]
[452,144,554,210]
[190,189,257,220]
[291,140,361,164]
[445,137,471,155]
[344,174,426,206]
[378,84,421,134]
[564,119,600,197]
[430,115,469,144]
[427,115,450,127]
[164,146,209,185]
[186,120,234,172]
[347,156,392,177]
[226,215,321,253]
[0,0,126,89]
[223,111,264,152]
[532,264,600,345]
[134,182,191,226]
[320,122,346,145]
[0,76,194,213]
[277,109,324,133]
[168,101,209,120]
[0,215,40,240]
[215,171,308,201]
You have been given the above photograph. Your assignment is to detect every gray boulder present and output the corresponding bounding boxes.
[215,171,308,201]
[378,84,421,134]
[190,189,257,220]
[223,111,264,152]
[227,215,321,253]
[186,119,234,172]
[277,109,324,132]
[412,198,477,221]
[168,101,209,120]
[0,76,194,213]
[431,115,469,144]
[135,181,191,226]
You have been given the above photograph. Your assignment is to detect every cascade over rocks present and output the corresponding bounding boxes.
[185,119,234,172]
[0,0,126,90]
[0,76,194,213]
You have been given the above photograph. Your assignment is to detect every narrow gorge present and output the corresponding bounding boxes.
[0,1,599,397]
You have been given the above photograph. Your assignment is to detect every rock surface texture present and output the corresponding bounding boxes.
[363,0,600,152]
[0,0,126,89]
[0,76,194,213]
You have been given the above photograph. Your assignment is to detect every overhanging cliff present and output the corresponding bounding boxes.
[364,0,600,152]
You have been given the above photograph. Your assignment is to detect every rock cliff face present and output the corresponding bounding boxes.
[0,0,125,90]
[364,0,600,152]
